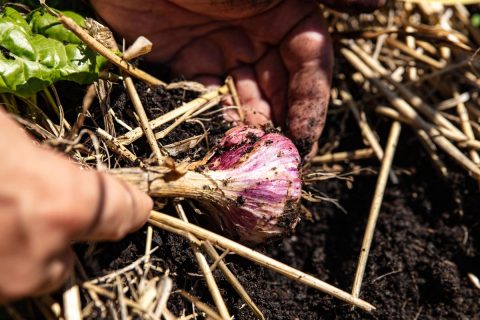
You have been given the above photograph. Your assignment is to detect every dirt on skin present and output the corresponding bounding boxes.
[71,79,479,319]
[1,0,477,316]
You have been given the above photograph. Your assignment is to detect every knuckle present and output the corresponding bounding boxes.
[110,228,129,241]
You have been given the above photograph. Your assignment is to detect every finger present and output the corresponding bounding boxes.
[192,75,242,124]
[10,132,153,243]
[34,249,75,296]
[192,75,240,125]
[231,66,272,126]
[305,141,319,162]
[318,0,386,13]
[193,75,222,89]
[73,171,153,242]
[254,49,288,127]
[170,38,225,78]
[280,10,333,156]
[0,110,153,242]
[0,249,74,302]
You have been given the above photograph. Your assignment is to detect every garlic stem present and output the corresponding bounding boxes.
[110,125,302,244]
[110,167,230,207]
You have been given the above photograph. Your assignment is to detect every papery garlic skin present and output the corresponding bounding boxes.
[110,126,302,245]
[204,126,302,244]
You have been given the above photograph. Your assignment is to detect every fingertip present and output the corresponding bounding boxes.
[243,104,272,126]
[132,187,153,228]
[231,67,273,126]
[111,180,152,237]
[288,136,314,158]
[279,11,332,158]
[303,141,318,162]
[142,193,154,215]
[104,177,150,240]
[73,172,150,242]
[35,250,75,297]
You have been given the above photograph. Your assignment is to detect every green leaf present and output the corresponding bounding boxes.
[28,10,84,44]
[0,7,106,97]
[0,7,35,60]
[472,14,480,28]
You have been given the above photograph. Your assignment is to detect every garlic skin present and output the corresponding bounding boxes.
[204,125,302,244]
[111,126,302,244]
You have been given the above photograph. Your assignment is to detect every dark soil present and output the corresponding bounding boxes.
[3,78,480,320]
[109,80,231,161]
[76,79,479,319]
[2,2,478,319]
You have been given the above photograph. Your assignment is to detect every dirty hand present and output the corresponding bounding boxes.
[0,111,153,302]
[90,0,384,156]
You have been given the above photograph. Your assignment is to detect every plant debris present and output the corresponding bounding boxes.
[1,1,480,319]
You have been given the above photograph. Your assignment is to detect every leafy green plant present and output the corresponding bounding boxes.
[472,13,480,28]
[0,6,106,97]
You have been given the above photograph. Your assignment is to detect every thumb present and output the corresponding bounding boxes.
[72,170,153,242]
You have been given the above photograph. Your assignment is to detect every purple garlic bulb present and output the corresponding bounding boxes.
[112,125,302,244]
[203,125,302,244]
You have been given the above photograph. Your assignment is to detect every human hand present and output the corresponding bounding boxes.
[0,111,152,302]
[321,0,386,13]
[90,0,331,157]
[91,0,385,157]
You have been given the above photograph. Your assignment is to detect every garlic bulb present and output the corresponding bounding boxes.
[204,125,302,243]
[112,126,302,244]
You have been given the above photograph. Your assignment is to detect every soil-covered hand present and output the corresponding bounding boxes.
[321,0,386,13]
[90,0,335,156]
[0,111,152,302]
[92,0,385,156]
